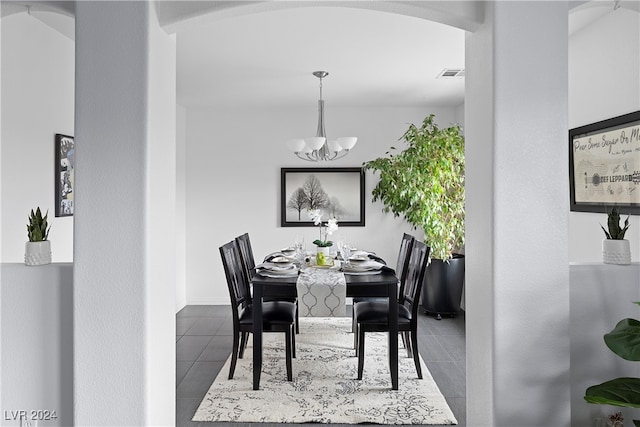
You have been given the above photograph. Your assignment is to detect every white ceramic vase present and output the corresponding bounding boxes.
[25,240,52,266]
[602,239,631,265]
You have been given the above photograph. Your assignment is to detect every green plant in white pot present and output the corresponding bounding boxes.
[364,114,465,319]
[25,207,52,266]
[585,302,640,426]
[601,206,631,265]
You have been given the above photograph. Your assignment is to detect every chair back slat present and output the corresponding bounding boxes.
[235,233,255,284]
[395,233,415,302]
[402,240,431,318]
[220,240,251,321]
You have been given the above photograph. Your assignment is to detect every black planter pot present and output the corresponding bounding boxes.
[421,254,465,320]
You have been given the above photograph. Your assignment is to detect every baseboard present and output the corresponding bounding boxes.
[185,297,229,305]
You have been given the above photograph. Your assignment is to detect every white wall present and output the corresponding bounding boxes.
[1,263,74,427]
[74,2,176,424]
[146,12,177,424]
[1,12,74,263]
[569,7,640,263]
[466,2,570,425]
[176,104,187,311]
[185,106,458,304]
[464,6,494,423]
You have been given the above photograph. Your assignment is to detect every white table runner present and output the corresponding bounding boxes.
[296,267,346,317]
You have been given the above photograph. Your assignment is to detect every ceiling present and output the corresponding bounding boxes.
[175,6,466,108]
[2,1,637,109]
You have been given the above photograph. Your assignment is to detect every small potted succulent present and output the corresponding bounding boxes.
[25,207,52,266]
[601,206,630,265]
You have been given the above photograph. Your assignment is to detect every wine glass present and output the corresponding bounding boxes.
[336,240,346,260]
[294,235,305,262]
[341,241,352,266]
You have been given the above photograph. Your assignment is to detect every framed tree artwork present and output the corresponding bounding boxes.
[281,167,365,226]
[55,133,74,217]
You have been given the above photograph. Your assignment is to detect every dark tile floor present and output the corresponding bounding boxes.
[176,305,466,426]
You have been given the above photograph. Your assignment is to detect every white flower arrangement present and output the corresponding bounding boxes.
[307,209,338,247]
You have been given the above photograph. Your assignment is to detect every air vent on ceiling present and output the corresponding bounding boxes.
[437,68,465,79]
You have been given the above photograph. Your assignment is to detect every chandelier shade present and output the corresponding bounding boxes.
[289,71,357,162]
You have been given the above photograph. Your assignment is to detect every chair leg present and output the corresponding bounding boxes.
[239,332,249,359]
[285,329,293,381]
[354,322,359,356]
[351,317,358,356]
[357,328,365,380]
[229,330,240,379]
[291,324,296,358]
[295,300,300,334]
[351,310,356,333]
[404,331,412,358]
[352,314,357,348]
[410,328,422,379]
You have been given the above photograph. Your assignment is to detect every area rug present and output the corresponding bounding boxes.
[192,317,457,425]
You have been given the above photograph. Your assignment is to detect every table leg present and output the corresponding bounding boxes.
[388,282,398,390]
[253,282,263,390]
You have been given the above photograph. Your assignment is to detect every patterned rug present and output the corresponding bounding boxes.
[192,317,457,424]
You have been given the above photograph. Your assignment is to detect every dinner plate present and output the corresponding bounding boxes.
[342,264,379,272]
[262,264,298,273]
[258,270,299,278]
[263,263,296,271]
[271,256,292,264]
[342,270,382,275]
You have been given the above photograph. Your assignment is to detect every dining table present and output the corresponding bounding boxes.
[250,264,400,390]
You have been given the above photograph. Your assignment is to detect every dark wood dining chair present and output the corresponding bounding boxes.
[235,233,256,277]
[219,240,296,381]
[235,232,299,333]
[352,233,416,338]
[353,240,430,380]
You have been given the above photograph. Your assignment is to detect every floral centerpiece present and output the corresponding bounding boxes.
[307,209,338,265]
[308,209,338,247]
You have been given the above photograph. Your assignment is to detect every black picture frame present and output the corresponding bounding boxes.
[55,133,74,217]
[569,111,640,214]
[281,167,365,227]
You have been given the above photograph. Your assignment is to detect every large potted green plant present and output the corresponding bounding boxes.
[585,302,640,426]
[364,114,465,319]
[602,206,631,265]
[25,206,52,266]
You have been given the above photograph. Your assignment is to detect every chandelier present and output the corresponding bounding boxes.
[287,71,357,161]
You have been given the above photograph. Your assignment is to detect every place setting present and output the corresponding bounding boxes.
[341,257,387,275]
[255,253,299,278]
[337,244,391,275]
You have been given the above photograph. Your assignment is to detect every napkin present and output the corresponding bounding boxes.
[263,252,286,262]
[351,250,387,265]
[255,262,296,271]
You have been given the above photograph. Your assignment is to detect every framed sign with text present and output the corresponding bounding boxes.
[569,111,640,214]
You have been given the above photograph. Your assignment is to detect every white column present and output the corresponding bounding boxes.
[466,2,570,426]
[0,10,4,414]
[74,2,176,425]
[146,7,177,425]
